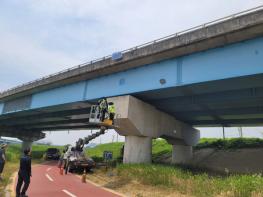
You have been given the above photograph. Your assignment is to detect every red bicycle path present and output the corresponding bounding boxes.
[14,161,122,197]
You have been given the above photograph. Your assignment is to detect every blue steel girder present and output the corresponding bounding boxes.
[0,37,263,127]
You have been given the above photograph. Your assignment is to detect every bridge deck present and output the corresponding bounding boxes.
[0,7,263,101]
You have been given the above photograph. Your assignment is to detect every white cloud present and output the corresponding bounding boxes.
[22,0,263,52]
[1,1,262,87]
[0,27,80,90]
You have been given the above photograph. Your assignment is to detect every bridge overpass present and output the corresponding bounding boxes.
[0,6,263,163]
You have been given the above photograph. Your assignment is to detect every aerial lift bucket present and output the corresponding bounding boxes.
[103,119,113,126]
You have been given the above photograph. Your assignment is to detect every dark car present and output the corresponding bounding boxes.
[45,148,60,160]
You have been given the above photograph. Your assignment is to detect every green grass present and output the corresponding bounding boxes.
[5,144,62,161]
[87,138,263,162]
[85,139,172,161]
[196,138,263,150]
[2,138,263,196]
[117,164,263,197]
[152,139,172,159]
[86,138,263,196]
[86,142,124,162]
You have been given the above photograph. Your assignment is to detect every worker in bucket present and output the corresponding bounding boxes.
[98,98,108,122]
[108,102,116,123]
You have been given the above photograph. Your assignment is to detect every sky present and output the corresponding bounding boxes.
[0,0,263,145]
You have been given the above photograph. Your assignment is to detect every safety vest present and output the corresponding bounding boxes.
[108,105,115,114]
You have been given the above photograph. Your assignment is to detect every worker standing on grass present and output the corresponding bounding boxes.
[16,148,32,197]
[108,102,116,123]
[98,98,108,122]
[0,144,7,181]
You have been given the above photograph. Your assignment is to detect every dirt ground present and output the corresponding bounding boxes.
[86,168,190,197]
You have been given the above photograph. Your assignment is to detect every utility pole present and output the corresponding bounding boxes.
[238,127,243,138]
[223,127,225,139]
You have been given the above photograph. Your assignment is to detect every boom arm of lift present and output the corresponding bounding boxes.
[83,126,106,144]
[74,104,115,149]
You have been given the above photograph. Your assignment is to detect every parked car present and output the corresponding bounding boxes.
[45,148,60,160]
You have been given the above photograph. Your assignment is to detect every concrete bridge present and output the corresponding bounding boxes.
[0,6,263,163]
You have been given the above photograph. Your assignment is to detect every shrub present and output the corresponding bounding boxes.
[195,138,263,150]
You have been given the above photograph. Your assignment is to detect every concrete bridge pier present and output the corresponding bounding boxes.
[19,133,45,153]
[109,95,200,164]
[123,136,152,163]
[166,126,199,164]
[171,145,193,164]
[0,130,45,153]
[20,138,33,151]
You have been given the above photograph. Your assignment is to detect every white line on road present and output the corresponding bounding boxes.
[47,167,52,172]
[62,189,77,197]
[45,173,54,182]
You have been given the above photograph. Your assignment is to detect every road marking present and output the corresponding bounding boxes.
[47,167,52,172]
[62,189,77,197]
[75,175,124,197]
[45,173,54,182]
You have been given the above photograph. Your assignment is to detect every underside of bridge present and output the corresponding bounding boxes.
[0,74,262,163]
[0,73,262,136]
[135,73,263,127]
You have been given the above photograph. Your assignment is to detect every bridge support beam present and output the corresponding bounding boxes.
[123,136,152,164]
[109,95,200,164]
[172,145,193,164]
[21,139,33,151]
[19,134,44,153]
[0,129,45,153]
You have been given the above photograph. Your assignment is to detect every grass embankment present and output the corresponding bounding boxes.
[196,138,263,150]
[86,142,124,162]
[117,164,263,197]
[85,140,172,160]
[86,138,263,197]
[87,138,263,161]
[0,144,59,196]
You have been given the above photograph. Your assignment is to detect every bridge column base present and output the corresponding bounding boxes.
[172,145,193,164]
[123,136,152,164]
[18,133,45,153]
[21,140,33,151]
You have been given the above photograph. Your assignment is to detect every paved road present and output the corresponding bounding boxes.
[16,161,121,197]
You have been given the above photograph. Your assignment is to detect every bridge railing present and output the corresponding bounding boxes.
[1,5,263,95]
